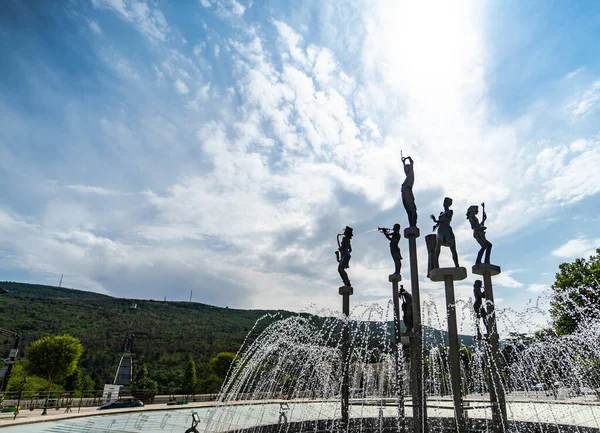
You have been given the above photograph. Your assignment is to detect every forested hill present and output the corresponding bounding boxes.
[0,281,473,392]
[0,281,292,389]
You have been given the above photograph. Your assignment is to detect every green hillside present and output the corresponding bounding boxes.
[0,281,473,393]
[0,281,291,391]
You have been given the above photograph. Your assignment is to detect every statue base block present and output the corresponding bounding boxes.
[388,273,402,282]
[472,263,501,276]
[339,286,354,295]
[403,227,420,238]
[429,267,467,282]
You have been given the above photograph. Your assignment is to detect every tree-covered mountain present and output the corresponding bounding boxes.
[0,281,292,391]
[0,281,473,392]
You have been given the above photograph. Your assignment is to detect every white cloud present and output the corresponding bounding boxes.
[91,0,170,41]
[229,0,245,15]
[565,67,583,80]
[527,284,548,293]
[174,79,190,94]
[542,144,600,203]
[88,20,103,34]
[199,0,211,7]
[493,270,524,289]
[66,184,123,196]
[567,80,600,118]
[552,236,600,259]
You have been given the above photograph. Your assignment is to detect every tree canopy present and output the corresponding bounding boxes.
[25,335,83,414]
[210,352,239,380]
[182,358,198,393]
[550,248,600,335]
[25,335,83,385]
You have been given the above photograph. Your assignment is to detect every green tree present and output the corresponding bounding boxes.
[6,363,63,397]
[25,335,83,414]
[181,358,198,397]
[131,363,158,403]
[549,248,600,335]
[210,352,239,380]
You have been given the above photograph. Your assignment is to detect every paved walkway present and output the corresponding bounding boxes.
[1,397,599,430]
[0,400,216,428]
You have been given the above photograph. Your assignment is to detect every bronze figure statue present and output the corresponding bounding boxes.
[336,226,353,287]
[473,279,488,338]
[401,155,417,228]
[379,224,402,275]
[400,285,414,333]
[466,203,492,265]
[430,197,460,268]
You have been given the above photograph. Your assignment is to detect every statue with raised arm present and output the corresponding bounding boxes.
[430,197,460,268]
[466,203,492,265]
[401,155,418,228]
[473,279,488,338]
[400,285,414,333]
[378,224,402,275]
[336,226,353,287]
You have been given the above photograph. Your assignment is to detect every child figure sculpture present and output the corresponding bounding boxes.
[430,197,460,268]
[473,280,488,338]
[466,203,492,265]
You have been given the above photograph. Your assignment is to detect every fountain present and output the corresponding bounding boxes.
[2,157,599,433]
[199,155,600,433]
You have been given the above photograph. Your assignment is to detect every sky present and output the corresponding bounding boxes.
[1,0,599,335]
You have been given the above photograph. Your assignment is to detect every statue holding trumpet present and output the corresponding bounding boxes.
[378,224,402,275]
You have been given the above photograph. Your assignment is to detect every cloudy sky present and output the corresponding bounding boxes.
[1,0,599,334]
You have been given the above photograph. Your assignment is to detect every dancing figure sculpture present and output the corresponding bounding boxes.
[400,285,414,333]
[401,155,418,228]
[466,203,492,265]
[379,224,402,275]
[430,197,460,268]
[473,279,488,338]
[336,226,353,287]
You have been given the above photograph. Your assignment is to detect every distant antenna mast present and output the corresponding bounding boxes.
[189,290,193,302]
[58,274,63,287]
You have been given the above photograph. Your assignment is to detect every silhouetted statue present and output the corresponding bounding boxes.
[473,280,488,338]
[401,155,417,227]
[430,197,460,268]
[336,226,353,287]
[379,224,402,274]
[425,234,437,278]
[400,285,414,333]
[466,203,492,265]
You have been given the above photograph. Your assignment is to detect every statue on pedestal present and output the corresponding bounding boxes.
[336,226,353,287]
[401,155,418,228]
[400,285,414,333]
[379,224,402,275]
[430,197,460,268]
[473,280,488,338]
[466,203,492,265]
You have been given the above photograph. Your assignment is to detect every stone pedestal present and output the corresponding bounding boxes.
[339,286,352,429]
[472,264,507,433]
[404,227,426,433]
[388,273,405,431]
[429,267,467,433]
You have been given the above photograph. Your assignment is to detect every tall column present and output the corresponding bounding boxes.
[473,264,507,433]
[339,285,353,431]
[404,227,426,433]
[389,274,405,432]
[429,267,467,433]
